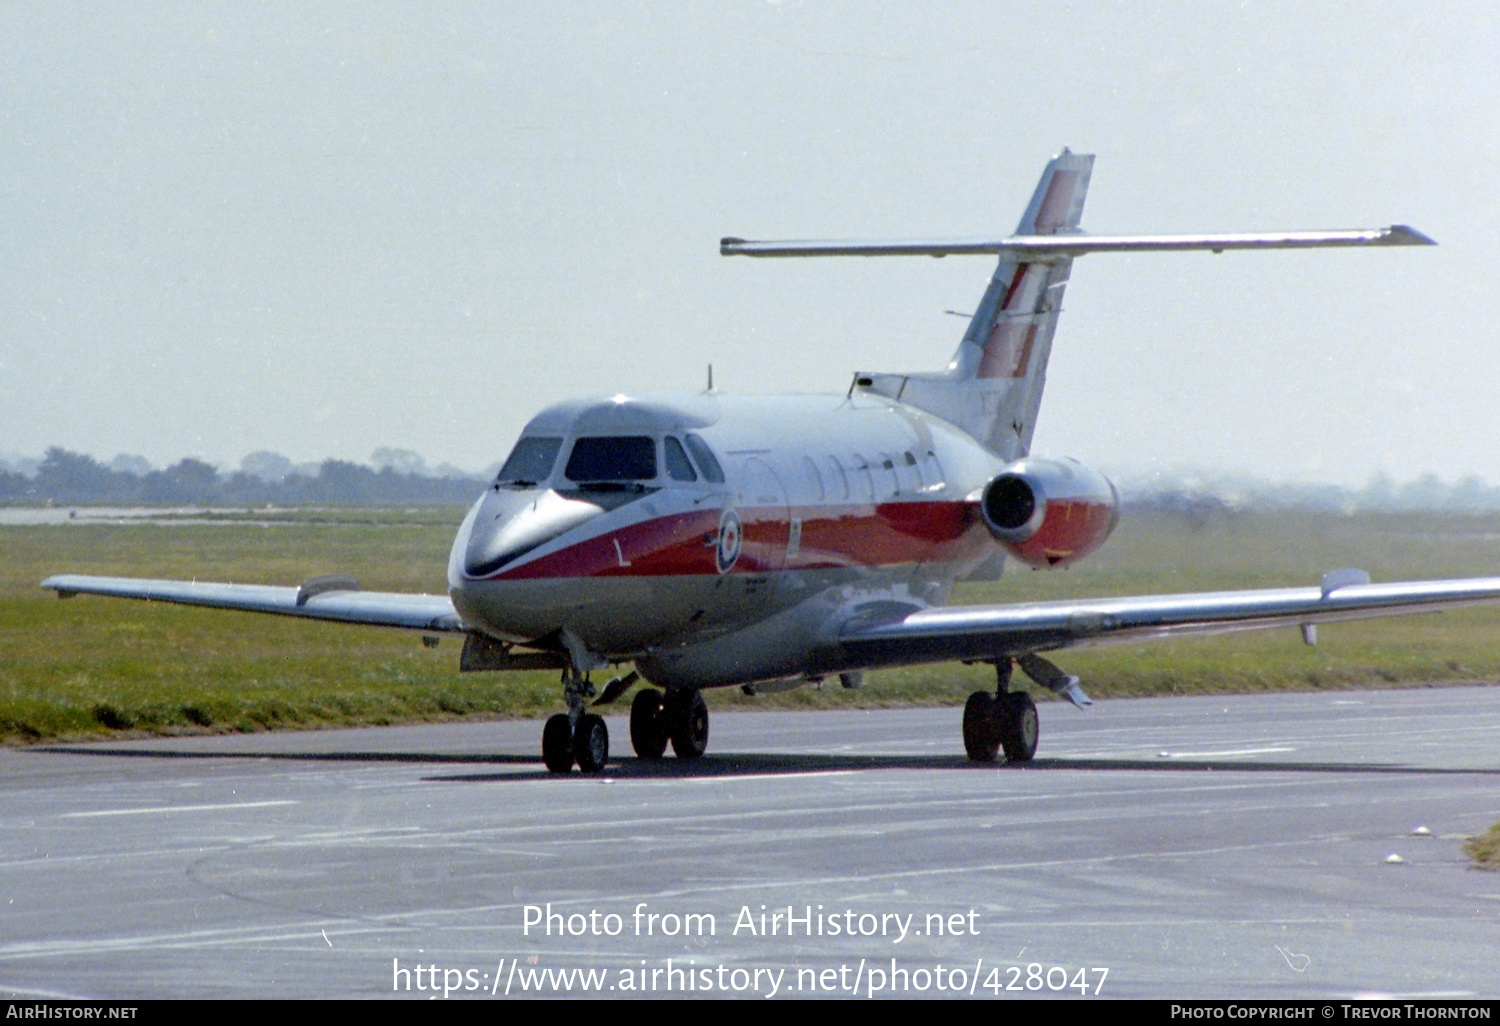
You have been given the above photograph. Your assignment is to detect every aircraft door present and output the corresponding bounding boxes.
[735,456,790,572]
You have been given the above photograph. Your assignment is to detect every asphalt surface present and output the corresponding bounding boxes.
[2,685,1499,1000]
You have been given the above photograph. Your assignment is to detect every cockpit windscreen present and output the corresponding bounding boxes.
[495,436,563,487]
[564,436,657,486]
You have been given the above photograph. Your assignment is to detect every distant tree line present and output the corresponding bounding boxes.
[9,446,1500,513]
[0,448,487,506]
[1124,471,1500,517]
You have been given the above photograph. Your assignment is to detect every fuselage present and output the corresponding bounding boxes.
[447,391,1105,690]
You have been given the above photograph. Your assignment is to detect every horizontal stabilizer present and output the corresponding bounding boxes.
[720,225,1434,260]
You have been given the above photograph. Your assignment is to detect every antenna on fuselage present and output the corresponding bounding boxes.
[706,364,714,393]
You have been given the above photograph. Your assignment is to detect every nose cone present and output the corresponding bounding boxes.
[464,488,604,577]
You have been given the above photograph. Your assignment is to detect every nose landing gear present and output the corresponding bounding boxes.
[542,666,614,774]
[962,658,1040,764]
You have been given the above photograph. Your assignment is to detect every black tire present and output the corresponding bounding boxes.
[630,688,668,759]
[963,691,1001,763]
[542,713,574,774]
[665,690,709,760]
[574,713,609,773]
[998,691,1039,763]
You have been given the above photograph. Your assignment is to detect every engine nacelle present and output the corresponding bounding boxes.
[979,457,1120,569]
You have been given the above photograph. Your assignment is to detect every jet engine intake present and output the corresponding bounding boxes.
[979,457,1119,568]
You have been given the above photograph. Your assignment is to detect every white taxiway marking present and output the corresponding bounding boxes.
[0,983,91,1000]
[686,771,860,783]
[1159,746,1294,759]
[61,800,300,818]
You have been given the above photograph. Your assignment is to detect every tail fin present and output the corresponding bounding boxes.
[853,150,1091,457]
[721,150,1432,458]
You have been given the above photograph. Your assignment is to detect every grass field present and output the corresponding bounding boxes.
[5,505,1500,743]
[1466,823,1500,870]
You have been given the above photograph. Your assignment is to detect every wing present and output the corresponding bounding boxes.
[838,575,1500,668]
[41,573,465,634]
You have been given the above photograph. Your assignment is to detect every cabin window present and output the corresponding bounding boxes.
[495,436,562,487]
[923,450,947,490]
[801,456,825,502]
[683,433,726,483]
[565,436,657,485]
[825,456,850,501]
[900,451,923,493]
[878,452,902,496]
[849,455,876,502]
[664,436,698,482]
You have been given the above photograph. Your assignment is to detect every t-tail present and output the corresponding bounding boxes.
[871,148,1094,457]
[722,149,1433,458]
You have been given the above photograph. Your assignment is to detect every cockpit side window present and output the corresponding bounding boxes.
[564,436,657,485]
[663,436,698,482]
[682,433,725,483]
[495,436,562,487]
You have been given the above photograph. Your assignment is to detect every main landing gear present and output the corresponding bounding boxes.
[630,687,708,760]
[541,667,711,773]
[963,658,1039,764]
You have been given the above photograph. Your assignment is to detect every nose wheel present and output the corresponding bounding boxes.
[542,666,614,774]
[542,713,575,773]
[542,711,612,774]
[963,659,1039,764]
[574,713,609,772]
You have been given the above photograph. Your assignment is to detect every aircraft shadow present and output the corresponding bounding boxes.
[37,746,536,766]
[423,753,1500,783]
[38,746,1500,781]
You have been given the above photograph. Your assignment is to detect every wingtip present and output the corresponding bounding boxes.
[40,575,76,598]
[1387,224,1437,246]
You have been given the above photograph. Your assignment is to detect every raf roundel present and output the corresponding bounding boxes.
[715,508,743,574]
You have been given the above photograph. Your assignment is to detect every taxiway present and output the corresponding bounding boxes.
[1,685,1498,999]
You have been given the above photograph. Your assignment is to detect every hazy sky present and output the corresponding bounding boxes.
[2,2,1497,485]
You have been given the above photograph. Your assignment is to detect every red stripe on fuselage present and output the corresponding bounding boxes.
[484,500,989,581]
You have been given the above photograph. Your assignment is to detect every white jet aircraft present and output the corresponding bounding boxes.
[45,150,1500,773]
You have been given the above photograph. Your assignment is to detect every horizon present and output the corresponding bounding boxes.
[8,443,1500,514]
